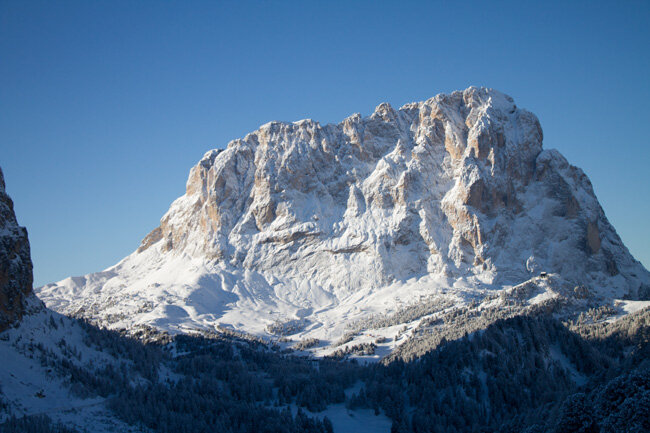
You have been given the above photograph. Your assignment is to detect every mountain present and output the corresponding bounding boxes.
[0,168,33,331]
[1,108,649,432]
[38,87,650,352]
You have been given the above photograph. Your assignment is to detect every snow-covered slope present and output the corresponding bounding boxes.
[38,87,650,349]
[0,298,145,432]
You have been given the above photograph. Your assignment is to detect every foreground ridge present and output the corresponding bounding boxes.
[0,167,33,331]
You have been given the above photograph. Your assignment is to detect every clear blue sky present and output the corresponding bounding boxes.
[1,1,648,286]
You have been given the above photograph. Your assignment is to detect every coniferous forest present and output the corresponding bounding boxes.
[1,308,648,433]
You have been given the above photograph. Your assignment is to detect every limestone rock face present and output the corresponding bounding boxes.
[139,87,645,293]
[38,87,650,339]
[0,168,33,331]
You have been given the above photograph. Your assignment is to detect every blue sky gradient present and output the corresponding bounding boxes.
[1,0,648,286]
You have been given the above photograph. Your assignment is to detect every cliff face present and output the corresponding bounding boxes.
[37,87,650,339]
[139,87,646,296]
[0,168,33,331]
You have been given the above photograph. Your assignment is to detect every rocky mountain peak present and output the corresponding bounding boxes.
[136,87,645,295]
[38,87,649,340]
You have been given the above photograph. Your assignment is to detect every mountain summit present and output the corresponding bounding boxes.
[38,87,650,347]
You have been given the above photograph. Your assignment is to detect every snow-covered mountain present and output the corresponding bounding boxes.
[0,101,649,432]
[38,87,650,351]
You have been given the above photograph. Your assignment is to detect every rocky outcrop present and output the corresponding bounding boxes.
[0,167,33,331]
